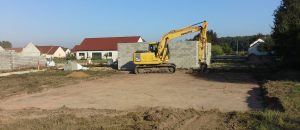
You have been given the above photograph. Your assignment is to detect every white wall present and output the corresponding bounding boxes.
[76,51,118,61]
[21,42,41,56]
[41,47,67,58]
[53,47,66,58]
[137,37,144,42]
[65,49,71,54]
[42,54,53,59]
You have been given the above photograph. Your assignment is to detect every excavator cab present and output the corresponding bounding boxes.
[148,42,159,54]
[134,42,162,65]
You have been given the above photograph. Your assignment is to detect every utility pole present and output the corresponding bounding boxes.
[236,41,239,55]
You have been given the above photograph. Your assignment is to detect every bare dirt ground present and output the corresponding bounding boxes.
[0,106,228,130]
[0,70,263,112]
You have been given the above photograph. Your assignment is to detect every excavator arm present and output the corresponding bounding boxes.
[198,21,208,65]
[156,21,208,64]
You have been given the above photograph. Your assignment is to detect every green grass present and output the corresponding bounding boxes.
[226,80,300,130]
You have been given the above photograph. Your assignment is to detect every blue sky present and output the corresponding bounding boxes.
[0,0,281,48]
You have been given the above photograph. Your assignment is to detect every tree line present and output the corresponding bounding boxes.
[190,30,270,56]
[272,0,300,68]
[191,0,300,68]
[0,41,12,48]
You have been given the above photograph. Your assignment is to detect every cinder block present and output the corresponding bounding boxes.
[168,41,198,69]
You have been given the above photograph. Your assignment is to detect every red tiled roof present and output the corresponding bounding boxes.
[71,45,80,52]
[6,48,23,53]
[76,36,143,51]
[36,46,60,55]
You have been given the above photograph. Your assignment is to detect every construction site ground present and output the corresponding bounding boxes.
[0,69,265,129]
[0,70,263,112]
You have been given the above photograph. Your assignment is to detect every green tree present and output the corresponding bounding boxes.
[258,36,275,52]
[250,33,265,44]
[218,34,270,52]
[65,53,76,60]
[0,41,12,48]
[211,45,224,56]
[272,0,300,67]
[221,43,232,54]
[193,30,218,43]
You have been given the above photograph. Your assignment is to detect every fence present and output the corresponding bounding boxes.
[0,50,46,71]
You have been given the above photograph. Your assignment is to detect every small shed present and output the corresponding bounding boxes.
[248,39,267,56]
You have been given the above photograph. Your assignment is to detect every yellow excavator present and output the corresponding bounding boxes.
[133,21,208,74]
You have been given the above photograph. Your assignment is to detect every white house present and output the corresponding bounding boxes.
[21,42,41,56]
[62,47,71,54]
[5,42,40,56]
[248,38,268,56]
[74,36,144,61]
[36,46,66,58]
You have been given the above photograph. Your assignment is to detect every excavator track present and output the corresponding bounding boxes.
[134,64,176,74]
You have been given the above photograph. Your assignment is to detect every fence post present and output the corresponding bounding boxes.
[10,51,13,70]
[37,61,40,70]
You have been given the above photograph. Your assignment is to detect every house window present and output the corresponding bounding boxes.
[92,52,102,59]
[108,52,112,57]
[79,53,85,56]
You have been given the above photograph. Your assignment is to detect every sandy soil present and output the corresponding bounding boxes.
[0,71,263,112]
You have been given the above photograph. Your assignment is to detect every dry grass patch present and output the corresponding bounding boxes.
[0,107,227,130]
[0,69,119,99]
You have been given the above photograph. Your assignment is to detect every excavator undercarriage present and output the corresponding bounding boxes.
[135,63,176,74]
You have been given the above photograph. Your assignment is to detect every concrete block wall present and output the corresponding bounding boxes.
[0,51,13,70]
[118,41,202,71]
[206,43,212,66]
[117,42,149,70]
[12,56,46,69]
[0,50,46,71]
[168,41,199,68]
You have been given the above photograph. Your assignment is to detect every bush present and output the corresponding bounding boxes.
[211,45,224,56]
[65,53,76,60]
[221,43,232,54]
[257,36,275,52]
